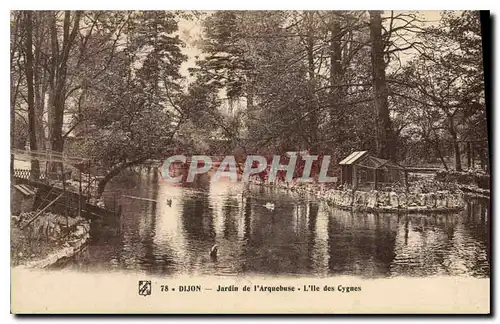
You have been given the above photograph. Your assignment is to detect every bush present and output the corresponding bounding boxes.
[436,170,490,189]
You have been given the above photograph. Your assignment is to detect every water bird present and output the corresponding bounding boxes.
[241,186,250,199]
[209,244,218,259]
[264,202,275,211]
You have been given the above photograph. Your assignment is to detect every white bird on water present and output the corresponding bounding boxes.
[264,202,275,211]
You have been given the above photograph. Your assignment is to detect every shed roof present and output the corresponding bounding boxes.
[13,184,36,196]
[339,151,368,165]
[339,151,405,170]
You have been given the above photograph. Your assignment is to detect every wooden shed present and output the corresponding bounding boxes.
[11,184,36,215]
[339,151,407,190]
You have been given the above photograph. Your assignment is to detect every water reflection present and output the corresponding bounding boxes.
[69,170,490,278]
[390,206,490,277]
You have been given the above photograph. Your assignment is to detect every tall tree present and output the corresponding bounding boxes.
[24,11,40,178]
[48,11,82,158]
[10,12,23,174]
[390,11,486,170]
[369,10,395,160]
[79,11,188,197]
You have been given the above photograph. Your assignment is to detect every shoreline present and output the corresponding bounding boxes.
[248,178,476,213]
[13,217,91,270]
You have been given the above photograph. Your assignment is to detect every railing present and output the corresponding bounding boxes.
[13,169,118,220]
[13,169,48,181]
[11,148,89,164]
[12,168,76,182]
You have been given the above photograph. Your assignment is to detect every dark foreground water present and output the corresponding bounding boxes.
[67,169,490,278]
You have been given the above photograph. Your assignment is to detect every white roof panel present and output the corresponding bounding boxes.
[339,151,368,165]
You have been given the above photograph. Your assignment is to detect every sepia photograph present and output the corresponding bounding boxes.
[9,9,490,314]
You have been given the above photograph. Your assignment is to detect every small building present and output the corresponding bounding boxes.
[339,151,407,190]
[11,184,36,215]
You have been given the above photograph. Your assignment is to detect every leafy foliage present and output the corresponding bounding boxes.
[11,10,489,195]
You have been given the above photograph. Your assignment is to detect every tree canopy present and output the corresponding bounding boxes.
[11,10,488,193]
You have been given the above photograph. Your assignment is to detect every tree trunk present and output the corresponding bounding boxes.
[466,141,472,170]
[305,12,318,153]
[453,141,462,171]
[330,15,344,152]
[245,79,255,133]
[435,146,449,171]
[47,12,58,175]
[96,158,148,199]
[10,13,21,175]
[24,11,40,180]
[47,11,82,176]
[448,115,462,171]
[34,12,47,150]
[369,10,395,160]
[50,13,70,156]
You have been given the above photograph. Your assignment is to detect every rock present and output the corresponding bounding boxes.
[361,191,368,205]
[418,194,426,206]
[82,223,90,232]
[398,194,407,208]
[449,194,462,208]
[72,225,86,238]
[407,193,417,206]
[426,193,436,208]
[344,191,353,206]
[436,194,447,208]
[367,192,377,208]
[389,191,399,208]
[331,190,338,202]
[353,192,365,206]
[377,192,389,207]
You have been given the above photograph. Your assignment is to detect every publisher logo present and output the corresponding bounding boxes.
[138,280,152,296]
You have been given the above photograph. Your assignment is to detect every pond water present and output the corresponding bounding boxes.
[66,169,490,278]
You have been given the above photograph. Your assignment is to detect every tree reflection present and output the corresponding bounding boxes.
[74,172,490,278]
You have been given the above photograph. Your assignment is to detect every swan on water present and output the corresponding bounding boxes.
[264,202,275,211]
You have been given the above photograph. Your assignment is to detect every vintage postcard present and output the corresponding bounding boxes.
[10,10,490,314]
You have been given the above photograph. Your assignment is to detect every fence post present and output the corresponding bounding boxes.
[61,163,68,227]
[79,170,82,218]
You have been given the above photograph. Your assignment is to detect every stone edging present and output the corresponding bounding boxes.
[458,184,490,198]
[249,179,465,213]
[15,221,91,270]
